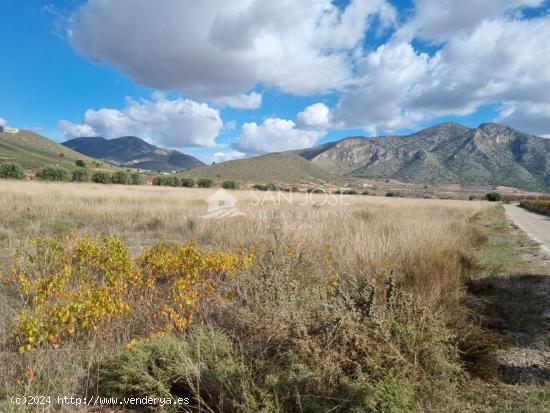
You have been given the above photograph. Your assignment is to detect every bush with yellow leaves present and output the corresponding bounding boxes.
[4,235,252,352]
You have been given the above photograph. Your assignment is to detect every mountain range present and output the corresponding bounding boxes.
[62,136,204,172]
[296,122,550,191]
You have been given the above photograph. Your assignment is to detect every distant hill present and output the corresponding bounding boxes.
[299,122,550,192]
[181,152,340,184]
[63,136,205,172]
[0,129,113,171]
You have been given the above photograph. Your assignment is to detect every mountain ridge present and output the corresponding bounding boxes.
[298,122,550,192]
[62,136,205,172]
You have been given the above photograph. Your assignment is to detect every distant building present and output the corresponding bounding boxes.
[4,127,19,134]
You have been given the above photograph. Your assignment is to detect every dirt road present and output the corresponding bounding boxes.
[504,204,550,256]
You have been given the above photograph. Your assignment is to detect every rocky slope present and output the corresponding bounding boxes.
[299,122,550,191]
[63,136,204,172]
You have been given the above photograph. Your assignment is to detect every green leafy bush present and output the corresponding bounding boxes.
[222,180,239,190]
[0,162,25,179]
[180,177,195,187]
[153,175,181,187]
[98,329,260,411]
[111,171,130,185]
[485,192,502,202]
[385,191,399,197]
[91,171,111,184]
[253,183,278,191]
[37,166,69,181]
[197,178,213,188]
[75,159,86,167]
[130,172,144,185]
[71,168,90,182]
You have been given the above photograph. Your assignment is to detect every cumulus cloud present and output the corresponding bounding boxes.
[214,92,262,109]
[297,103,331,129]
[59,95,222,147]
[233,118,325,154]
[402,0,543,41]
[58,120,96,137]
[211,150,246,163]
[497,102,550,136]
[330,14,550,134]
[67,0,395,98]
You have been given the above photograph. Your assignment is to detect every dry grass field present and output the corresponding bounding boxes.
[0,180,547,412]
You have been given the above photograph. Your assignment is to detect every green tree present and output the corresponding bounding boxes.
[75,159,86,168]
[197,178,213,188]
[222,180,239,190]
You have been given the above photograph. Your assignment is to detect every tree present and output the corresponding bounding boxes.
[75,159,86,168]
[197,178,213,188]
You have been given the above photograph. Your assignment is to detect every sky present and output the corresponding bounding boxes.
[1,0,550,163]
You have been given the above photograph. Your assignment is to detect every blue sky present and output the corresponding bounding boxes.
[1,0,549,163]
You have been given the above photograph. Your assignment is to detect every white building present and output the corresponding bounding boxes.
[4,127,19,134]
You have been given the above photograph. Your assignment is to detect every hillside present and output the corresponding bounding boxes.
[300,122,550,192]
[181,152,340,184]
[63,136,205,172]
[0,129,113,171]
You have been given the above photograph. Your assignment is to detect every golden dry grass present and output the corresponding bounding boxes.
[0,180,500,411]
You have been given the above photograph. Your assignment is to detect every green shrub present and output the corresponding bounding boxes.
[180,177,195,187]
[0,162,25,179]
[153,175,181,187]
[91,171,111,184]
[37,166,69,181]
[71,168,90,182]
[365,374,417,413]
[197,178,213,188]
[75,159,86,167]
[222,180,239,190]
[485,192,502,202]
[385,191,399,197]
[130,172,144,185]
[111,171,130,185]
[98,329,259,411]
[253,183,278,191]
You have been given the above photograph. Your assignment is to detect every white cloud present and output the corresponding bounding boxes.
[214,92,262,109]
[59,94,223,147]
[58,120,97,138]
[330,14,550,134]
[233,118,325,154]
[67,0,395,98]
[297,103,331,129]
[402,0,543,41]
[332,41,436,131]
[211,150,246,163]
[0,117,7,127]
[497,102,550,136]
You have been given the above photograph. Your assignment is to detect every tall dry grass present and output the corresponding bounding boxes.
[0,180,498,411]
